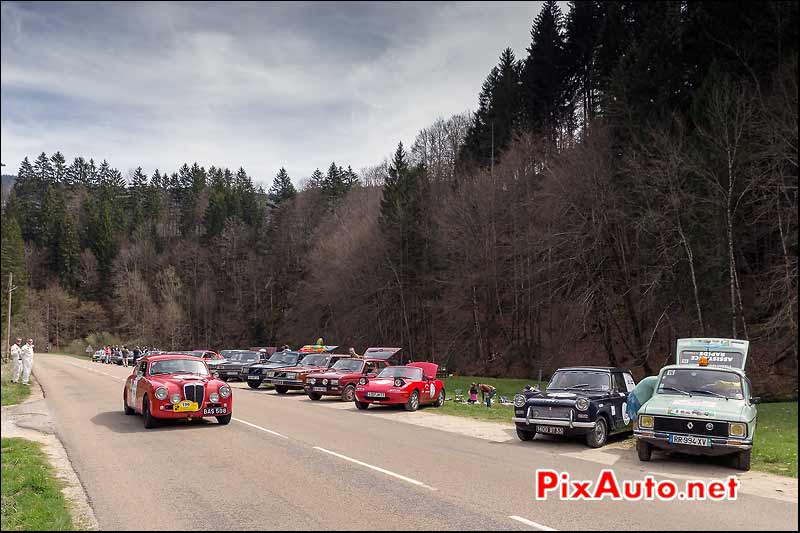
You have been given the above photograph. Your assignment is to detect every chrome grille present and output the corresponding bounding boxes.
[528,405,572,420]
[183,383,205,405]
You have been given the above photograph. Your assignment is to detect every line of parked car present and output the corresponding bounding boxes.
[117,337,757,471]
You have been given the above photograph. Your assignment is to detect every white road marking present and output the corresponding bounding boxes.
[509,515,558,531]
[313,446,436,491]
[233,418,289,439]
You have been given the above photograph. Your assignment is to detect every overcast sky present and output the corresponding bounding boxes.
[1,1,543,185]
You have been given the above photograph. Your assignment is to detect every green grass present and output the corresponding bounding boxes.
[1,363,31,407]
[1,438,74,531]
[752,402,797,477]
[440,375,541,424]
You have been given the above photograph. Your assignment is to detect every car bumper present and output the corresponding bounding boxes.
[512,417,596,430]
[217,369,243,379]
[154,401,233,419]
[354,390,411,404]
[304,384,342,395]
[262,378,304,388]
[634,429,753,456]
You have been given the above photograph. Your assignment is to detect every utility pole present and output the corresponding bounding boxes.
[5,272,18,363]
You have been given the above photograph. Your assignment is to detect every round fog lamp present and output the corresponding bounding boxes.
[170,393,181,405]
[209,392,220,403]
[322,379,329,385]
[308,378,316,385]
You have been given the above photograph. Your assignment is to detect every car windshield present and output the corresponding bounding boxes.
[149,358,208,376]
[657,368,744,399]
[331,359,364,372]
[220,350,259,362]
[548,371,610,391]
[268,352,299,364]
[299,355,331,367]
[377,367,422,380]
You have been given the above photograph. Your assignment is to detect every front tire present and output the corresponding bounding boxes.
[404,390,420,412]
[516,428,535,441]
[733,449,751,471]
[308,392,322,401]
[123,389,134,415]
[355,400,370,410]
[586,417,608,448]
[142,395,158,429]
[216,414,232,425]
[341,384,356,402]
[636,439,652,461]
[247,380,261,389]
[275,386,288,395]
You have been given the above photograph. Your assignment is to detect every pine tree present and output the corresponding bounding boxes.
[129,167,148,233]
[1,211,27,334]
[34,152,54,183]
[565,0,603,133]
[58,211,80,290]
[521,0,570,142]
[307,168,324,189]
[13,157,42,241]
[84,187,120,294]
[50,151,67,184]
[268,167,297,204]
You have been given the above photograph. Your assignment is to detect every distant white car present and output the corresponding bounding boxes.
[92,350,105,362]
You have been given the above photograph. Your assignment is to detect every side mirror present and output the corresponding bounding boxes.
[750,396,761,405]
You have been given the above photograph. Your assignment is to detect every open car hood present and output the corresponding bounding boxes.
[407,362,438,379]
[676,338,749,371]
[363,347,401,360]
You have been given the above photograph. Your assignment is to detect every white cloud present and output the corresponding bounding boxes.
[1,1,542,184]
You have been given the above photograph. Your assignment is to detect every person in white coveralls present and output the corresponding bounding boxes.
[13,338,35,385]
[10,337,23,383]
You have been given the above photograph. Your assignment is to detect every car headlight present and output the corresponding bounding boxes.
[639,415,654,428]
[209,392,220,403]
[331,379,338,386]
[322,379,329,385]
[359,377,367,385]
[308,378,316,385]
[155,387,168,401]
[219,385,231,398]
[575,397,589,411]
[394,378,405,387]
[286,373,297,379]
[170,393,181,405]
[729,422,746,438]
[514,394,526,408]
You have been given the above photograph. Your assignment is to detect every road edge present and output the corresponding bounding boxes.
[1,369,100,531]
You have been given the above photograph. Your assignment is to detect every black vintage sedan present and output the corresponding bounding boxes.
[512,367,637,448]
[214,350,262,381]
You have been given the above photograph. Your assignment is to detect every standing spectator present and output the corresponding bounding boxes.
[478,383,497,407]
[17,338,35,385]
[10,338,23,383]
[133,346,141,363]
[104,345,111,364]
[348,347,362,358]
[122,346,129,367]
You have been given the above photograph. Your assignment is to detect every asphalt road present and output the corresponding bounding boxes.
[32,354,797,530]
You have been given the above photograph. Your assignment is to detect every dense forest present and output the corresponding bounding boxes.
[1,1,797,394]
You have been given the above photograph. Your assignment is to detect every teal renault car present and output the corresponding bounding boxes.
[634,338,759,471]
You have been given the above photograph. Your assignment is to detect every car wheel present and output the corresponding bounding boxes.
[435,389,445,407]
[247,380,261,389]
[340,385,356,402]
[516,428,535,441]
[216,414,232,425]
[142,395,158,429]
[275,386,288,395]
[355,400,370,410]
[123,389,135,415]
[586,417,608,448]
[308,392,322,401]
[733,449,751,471]
[404,390,420,412]
[636,439,652,461]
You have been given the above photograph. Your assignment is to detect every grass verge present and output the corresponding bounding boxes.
[752,402,797,477]
[1,363,31,406]
[440,375,540,424]
[1,438,74,531]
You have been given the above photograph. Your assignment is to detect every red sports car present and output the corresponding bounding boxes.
[353,362,445,411]
[123,353,233,428]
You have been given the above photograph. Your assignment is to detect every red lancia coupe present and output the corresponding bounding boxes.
[353,362,445,411]
[123,353,233,428]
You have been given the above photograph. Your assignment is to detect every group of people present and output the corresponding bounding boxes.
[468,382,497,407]
[100,345,148,367]
[10,337,35,386]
